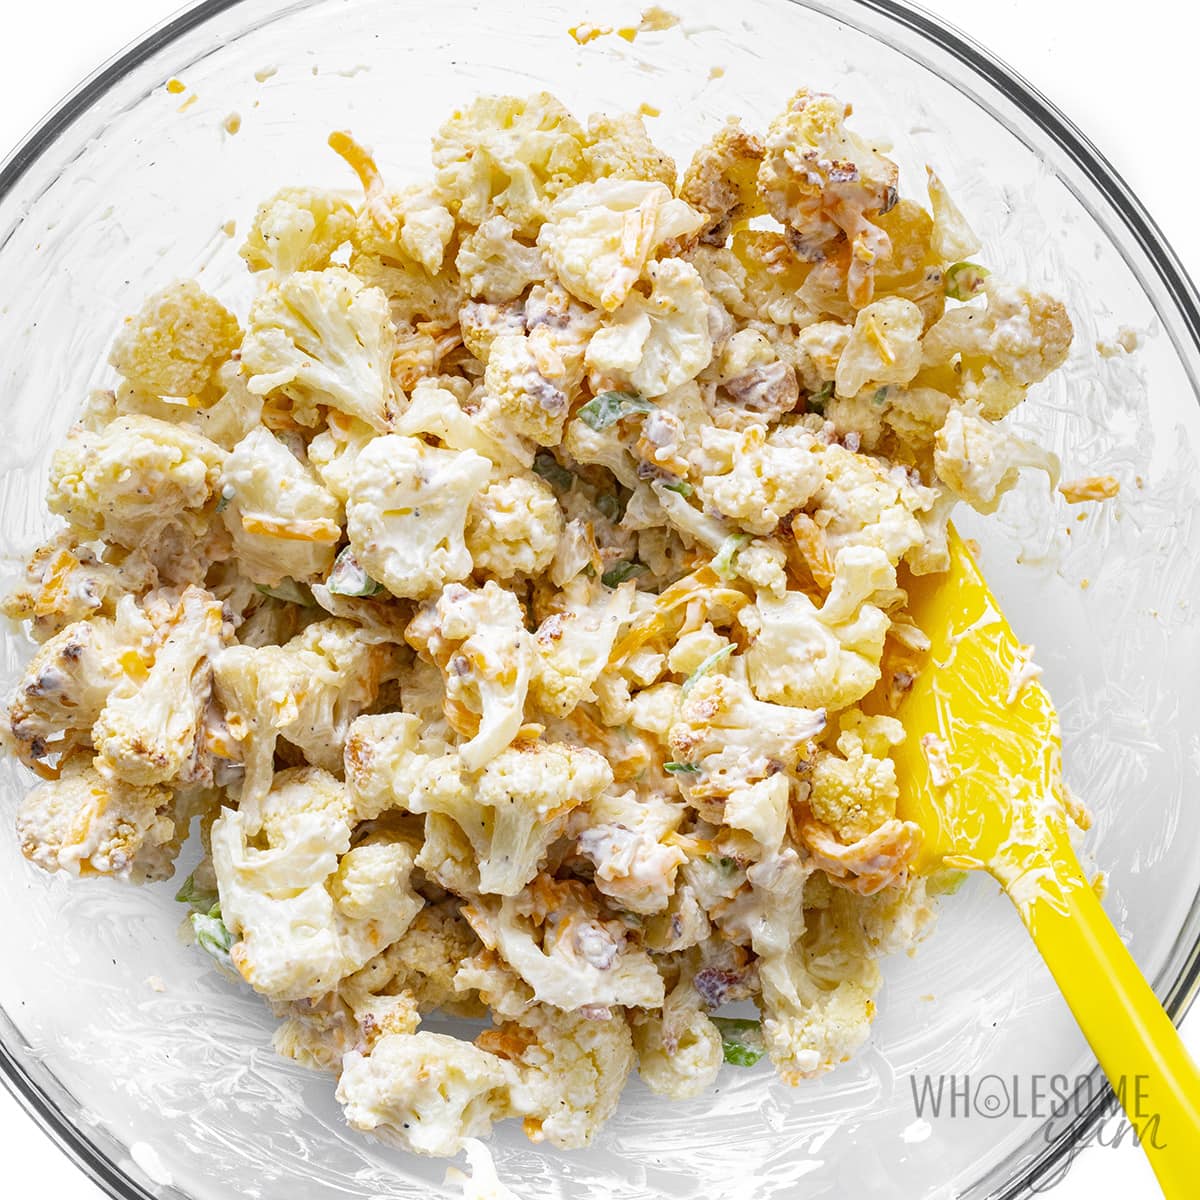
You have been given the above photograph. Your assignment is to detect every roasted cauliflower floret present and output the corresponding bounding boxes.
[211,766,422,1001]
[344,711,446,822]
[586,258,714,398]
[538,178,703,311]
[809,711,905,841]
[921,278,1073,418]
[432,93,587,233]
[92,586,229,786]
[220,427,342,584]
[345,434,491,600]
[240,187,356,274]
[15,751,180,881]
[934,406,1061,513]
[466,473,563,580]
[740,545,895,711]
[575,788,687,914]
[480,1004,636,1149]
[679,117,765,245]
[214,619,401,805]
[529,577,637,718]
[480,332,572,451]
[693,423,823,535]
[48,415,225,549]
[406,581,533,769]
[582,111,676,189]
[0,615,128,769]
[337,1031,518,1156]
[0,534,158,642]
[405,743,612,896]
[463,878,664,1012]
[109,280,242,398]
[834,297,925,398]
[457,215,545,303]
[758,89,899,307]
[242,267,398,431]
[632,973,723,1100]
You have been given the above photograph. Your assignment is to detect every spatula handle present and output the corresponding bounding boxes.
[1003,842,1200,1195]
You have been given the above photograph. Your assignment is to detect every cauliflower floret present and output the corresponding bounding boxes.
[214,619,401,806]
[921,278,1073,418]
[562,416,640,488]
[92,586,229,786]
[934,406,1061,513]
[632,975,723,1100]
[463,879,664,1011]
[109,280,241,398]
[586,257,714,398]
[724,773,791,854]
[345,899,483,1020]
[240,187,356,274]
[809,711,905,841]
[242,267,398,431]
[479,332,574,452]
[405,743,613,896]
[679,117,765,244]
[694,423,824,535]
[211,766,422,1000]
[406,582,533,769]
[0,533,158,642]
[345,435,491,600]
[709,329,800,427]
[466,474,564,579]
[925,167,980,264]
[48,415,225,549]
[480,1004,636,1149]
[529,578,637,718]
[432,93,587,233]
[804,436,938,567]
[0,614,130,769]
[834,297,924,398]
[668,670,826,780]
[337,1031,518,1156]
[15,751,180,882]
[739,545,895,711]
[220,428,342,585]
[457,215,545,303]
[538,178,703,311]
[344,712,447,822]
[757,89,899,307]
[394,379,523,468]
[575,789,687,914]
[582,110,676,186]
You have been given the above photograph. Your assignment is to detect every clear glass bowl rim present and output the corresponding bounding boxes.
[1,1,1198,1197]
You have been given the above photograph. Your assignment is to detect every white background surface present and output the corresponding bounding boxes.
[0,2,1195,1197]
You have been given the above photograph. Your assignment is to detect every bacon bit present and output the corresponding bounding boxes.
[1059,474,1119,504]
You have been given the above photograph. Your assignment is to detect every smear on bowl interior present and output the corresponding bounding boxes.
[0,83,1101,1163]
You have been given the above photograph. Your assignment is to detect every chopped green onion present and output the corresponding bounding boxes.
[327,546,383,597]
[808,381,834,413]
[873,386,890,406]
[681,643,735,696]
[191,907,235,966]
[712,1017,765,1067]
[601,560,646,588]
[256,579,315,606]
[944,261,990,301]
[532,451,574,492]
[215,483,235,513]
[661,479,694,498]
[706,854,738,875]
[712,533,752,578]
[664,761,702,775]
[596,493,622,523]
[175,871,219,915]
[927,868,969,896]
[577,390,653,431]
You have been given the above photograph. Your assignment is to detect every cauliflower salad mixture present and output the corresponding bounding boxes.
[1,86,1074,1158]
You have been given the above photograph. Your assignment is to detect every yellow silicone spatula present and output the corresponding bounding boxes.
[889,527,1200,1193]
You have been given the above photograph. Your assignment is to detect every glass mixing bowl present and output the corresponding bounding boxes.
[2,1,1198,1197]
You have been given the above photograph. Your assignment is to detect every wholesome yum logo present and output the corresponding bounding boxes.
[908,1074,1166,1192]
